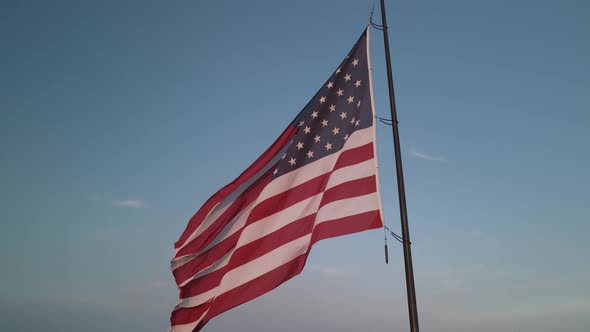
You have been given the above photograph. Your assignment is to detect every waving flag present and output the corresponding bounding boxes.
[169,27,383,332]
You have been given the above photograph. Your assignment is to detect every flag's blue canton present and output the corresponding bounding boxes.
[272,30,372,178]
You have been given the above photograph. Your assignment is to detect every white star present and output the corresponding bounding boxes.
[354,80,361,88]
[344,74,351,81]
[325,142,333,151]
[355,120,360,126]
[332,127,340,135]
[340,112,347,119]
[289,158,296,166]
[350,117,356,124]
[327,81,334,88]
[296,141,304,150]
[336,89,344,96]
[273,168,278,175]
[352,59,359,66]
[314,135,321,143]
[298,120,304,127]
[311,110,319,118]
[357,100,361,107]
[329,104,336,112]
[303,126,311,134]
[306,150,314,159]
[321,119,329,127]
[347,96,354,104]
[319,96,326,103]
[344,134,349,140]
[336,67,341,74]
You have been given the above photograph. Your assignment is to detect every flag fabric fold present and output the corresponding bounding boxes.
[169,27,383,332]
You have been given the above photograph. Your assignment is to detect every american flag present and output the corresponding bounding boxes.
[169,27,383,332]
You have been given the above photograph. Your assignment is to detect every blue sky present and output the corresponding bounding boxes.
[1,0,589,331]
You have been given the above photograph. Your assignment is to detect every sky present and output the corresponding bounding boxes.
[1,0,589,331]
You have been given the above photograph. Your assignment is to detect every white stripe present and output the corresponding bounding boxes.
[186,202,231,245]
[177,235,311,309]
[174,160,324,266]
[172,201,255,270]
[174,158,375,278]
[239,194,321,246]
[178,179,378,300]
[173,157,331,271]
[179,169,379,287]
[239,160,376,247]
[174,148,377,286]
[256,126,374,202]
[171,30,383,330]
[324,158,376,191]
[179,160,373,287]
[315,192,380,225]
[173,127,376,266]
[168,309,208,332]
[174,199,234,257]
[218,234,311,294]
[173,146,333,267]
[174,196,236,257]
[341,125,375,150]
[177,249,231,287]
[177,195,381,309]
[365,27,385,227]
[175,137,292,254]
[176,286,216,310]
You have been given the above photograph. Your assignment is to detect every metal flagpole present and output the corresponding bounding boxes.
[378,1,420,331]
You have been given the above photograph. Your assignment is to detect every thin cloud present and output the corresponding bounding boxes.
[307,264,354,278]
[408,148,447,163]
[113,199,145,208]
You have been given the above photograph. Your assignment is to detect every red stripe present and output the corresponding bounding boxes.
[175,170,272,259]
[172,254,308,330]
[175,125,297,249]
[178,261,226,299]
[172,230,239,286]
[171,211,381,328]
[334,142,374,169]
[170,299,211,326]
[178,201,380,298]
[247,142,375,224]
[204,254,308,321]
[311,210,382,246]
[246,173,329,223]
[173,144,376,283]
[170,31,380,330]
[320,175,377,207]
[179,213,316,298]
[172,171,322,285]
[173,171,319,284]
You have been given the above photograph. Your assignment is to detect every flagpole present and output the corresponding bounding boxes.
[378,1,420,331]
